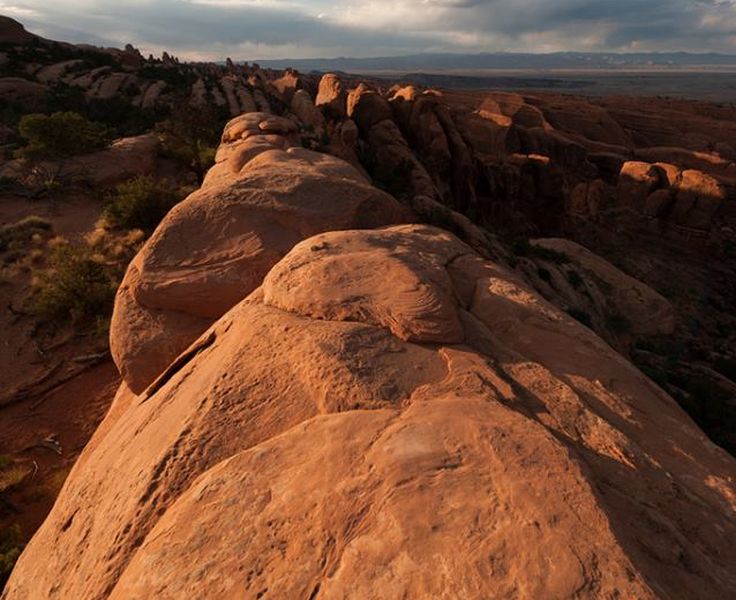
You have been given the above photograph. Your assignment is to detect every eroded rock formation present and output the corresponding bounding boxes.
[301,76,736,454]
[0,17,298,116]
[4,111,735,600]
[111,112,407,393]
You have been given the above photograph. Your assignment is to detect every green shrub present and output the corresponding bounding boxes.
[0,216,52,254]
[104,176,182,234]
[18,112,111,160]
[138,65,197,88]
[0,524,22,590]
[157,104,222,183]
[85,96,160,137]
[29,241,117,325]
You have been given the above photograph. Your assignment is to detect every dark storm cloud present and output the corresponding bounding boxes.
[4,0,736,58]
[435,0,736,49]
[16,0,429,52]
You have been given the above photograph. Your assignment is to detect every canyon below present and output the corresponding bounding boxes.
[1,15,735,599]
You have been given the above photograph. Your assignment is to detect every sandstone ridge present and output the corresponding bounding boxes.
[4,112,736,600]
[5,32,733,440]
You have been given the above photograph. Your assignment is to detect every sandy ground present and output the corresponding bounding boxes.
[1,189,119,546]
[0,361,119,539]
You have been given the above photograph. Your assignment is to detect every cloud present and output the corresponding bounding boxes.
[0,1,41,18]
[6,0,736,59]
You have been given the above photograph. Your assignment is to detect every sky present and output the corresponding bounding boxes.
[2,0,736,60]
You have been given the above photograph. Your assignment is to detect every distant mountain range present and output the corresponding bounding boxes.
[250,52,736,73]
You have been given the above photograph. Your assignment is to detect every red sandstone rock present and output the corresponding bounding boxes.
[673,169,727,230]
[347,84,394,134]
[6,225,735,600]
[110,113,407,393]
[291,89,324,129]
[315,73,347,118]
[618,160,667,206]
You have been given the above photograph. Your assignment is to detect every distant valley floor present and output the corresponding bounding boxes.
[357,70,736,103]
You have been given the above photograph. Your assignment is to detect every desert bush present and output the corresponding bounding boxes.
[86,225,146,265]
[22,164,71,199]
[0,524,22,590]
[29,240,117,326]
[18,112,112,160]
[299,125,331,153]
[0,464,29,494]
[0,216,52,254]
[157,104,222,183]
[85,96,161,137]
[0,455,28,588]
[104,176,183,234]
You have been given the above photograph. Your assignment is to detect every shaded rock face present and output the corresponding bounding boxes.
[315,72,347,118]
[291,88,324,129]
[417,89,736,242]
[314,81,585,237]
[5,115,736,600]
[0,16,35,44]
[74,134,161,187]
[0,77,46,102]
[294,81,735,454]
[617,160,727,230]
[520,238,676,352]
[110,112,408,394]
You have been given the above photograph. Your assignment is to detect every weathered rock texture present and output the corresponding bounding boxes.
[5,20,732,433]
[0,16,299,116]
[110,112,407,394]
[516,238,676,351]
[4,115,736,600]
[300,77,736,454]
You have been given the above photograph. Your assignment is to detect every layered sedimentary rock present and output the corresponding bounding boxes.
[5,113,736,600]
